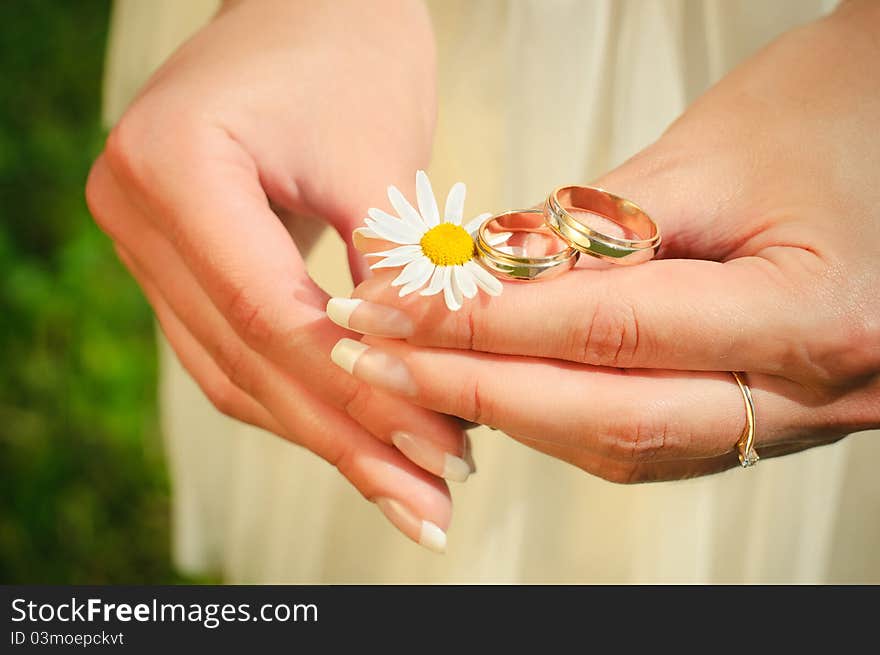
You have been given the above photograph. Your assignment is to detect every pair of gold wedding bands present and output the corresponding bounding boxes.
[474,186,759,468]
[475,185,662,282]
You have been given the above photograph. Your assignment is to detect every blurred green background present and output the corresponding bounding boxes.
[0,1,181,582]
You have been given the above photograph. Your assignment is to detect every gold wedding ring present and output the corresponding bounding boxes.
[476,186,660,284]
[543,186,661,265]
[731,371,760,467]
[476,209,579,281]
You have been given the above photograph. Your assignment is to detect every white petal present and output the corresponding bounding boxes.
[465,260,503,296]
[364,217,421,244]
[364,244,422,259]
[420,265,449,296]
[486,231,513,247]
[464,212,493,236]
[398,260,434,296]
[368,207,424,238]
[386,186,428,232]
[415,170,440,228]
[370,250,421,270]
[444,269,464,311]
[391,256,430,287]
[367,207,396,223]
[452,264,477,299]
[443,182,466,225]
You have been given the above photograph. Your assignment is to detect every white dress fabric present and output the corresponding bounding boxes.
[104,0,879,583]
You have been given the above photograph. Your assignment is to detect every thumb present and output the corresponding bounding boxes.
[591,127,747,262]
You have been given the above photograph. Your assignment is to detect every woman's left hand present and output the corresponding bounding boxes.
[328,2,880,482]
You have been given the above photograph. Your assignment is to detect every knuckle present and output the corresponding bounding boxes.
[85,158,130,241]
[84,163,112,230]
[103,115,148,186]
[799,312,880,384]
[605,410,670,463]
[790,270,880,384]
[457,372,493,426]
[213,338,256,397]
[464,304,488,351]
[104,105,202,195]
[202,376,245,419]
[342,382,374,421]
[225,287,277,351]
[330,440,358,489]
[834,312,880,378]
[575,294,644,368]
[420,302,475,350]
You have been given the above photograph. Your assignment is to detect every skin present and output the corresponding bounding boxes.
[345,1,880,483]
[85,0,462,549]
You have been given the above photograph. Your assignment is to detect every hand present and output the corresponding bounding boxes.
[333,2,880,483]
[86,0,466,552]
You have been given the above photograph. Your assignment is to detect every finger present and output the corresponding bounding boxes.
[122,241,454,552]
[91,154,472,484]
[512,433,737,482]
[340,151,827,383]
[328,336,821,466]
[117,246,285,435]
[105,119,344,360]
[346,252,823,382]
[89,163,454,551]
[512,432,844,483]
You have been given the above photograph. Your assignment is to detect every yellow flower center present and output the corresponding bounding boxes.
[419,223,474,266]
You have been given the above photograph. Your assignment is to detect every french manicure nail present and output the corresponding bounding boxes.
[392,431,472,483]
[326,297,362,330]
[330,338,417,397]
[326,297,415,338]
[375,497,447,554]
[329,337,369,374]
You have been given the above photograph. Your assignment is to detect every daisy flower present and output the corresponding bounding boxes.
[357,171,509,311]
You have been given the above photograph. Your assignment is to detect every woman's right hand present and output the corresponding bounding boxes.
[86,0,464,552]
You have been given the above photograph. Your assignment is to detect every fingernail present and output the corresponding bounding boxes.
[330,338,417,397]
[330,337,369,374]
[376,497,447,554]
[352,228,374,253]
[326,297,414,338]
[392,431,472,483]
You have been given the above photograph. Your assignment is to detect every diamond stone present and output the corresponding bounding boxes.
[739,447,760,468]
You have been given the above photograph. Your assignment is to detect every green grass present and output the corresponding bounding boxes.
[0,1,182,583]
